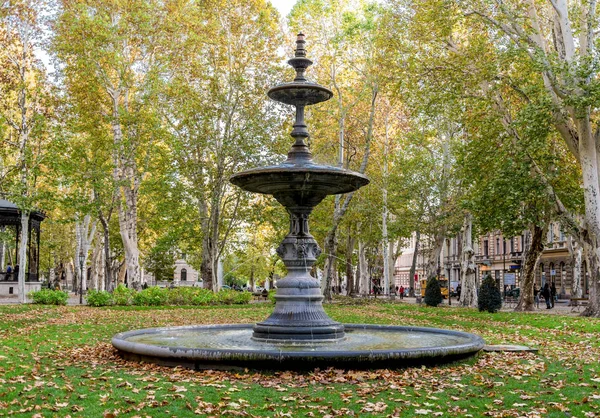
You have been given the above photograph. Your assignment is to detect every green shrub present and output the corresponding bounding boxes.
[112,284,135,306]
[216,289,251,305]
[268,289,276,303]
[86,290,113,307]
[133,286,168,306]
[29,289,69,306]
[166,287,197,305]
[478,275,502,313]
[424,276,443,307]
[232,290,252,304]
[216,289,238,305]
[191,288,217,305]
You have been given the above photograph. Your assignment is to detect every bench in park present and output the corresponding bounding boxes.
[503,296,518,307]
[569,298,589,313]
[253,291,269,301]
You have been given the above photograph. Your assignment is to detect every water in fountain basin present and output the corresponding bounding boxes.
[122,326,474,352]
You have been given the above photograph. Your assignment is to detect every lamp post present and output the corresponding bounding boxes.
[79,251,85,305]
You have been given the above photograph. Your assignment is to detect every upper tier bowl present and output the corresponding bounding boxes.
[268,82,333,106]
[230,162,369,208]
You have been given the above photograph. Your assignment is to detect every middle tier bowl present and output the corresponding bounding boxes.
[230,162,369,207]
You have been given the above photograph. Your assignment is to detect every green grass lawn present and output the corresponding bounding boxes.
[0,301,599,417]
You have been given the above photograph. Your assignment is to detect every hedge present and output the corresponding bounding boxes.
[84,286,253,307]
[29,289,69,305]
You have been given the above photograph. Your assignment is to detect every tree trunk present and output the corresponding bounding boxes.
[201,190,222,292]
[117,262,126,285]
[322,86,378,298]
[459,214,477,307]
[515,224,545,311]
[409,231,420,297]
[346,232,356,296]
[90,234,103,291]
[74,219,82,294]
[98,212,112,291]
[17,211,29,303]
[322,229,338,300]
[0,231,5,271]
[110,90,141,289]
[201,235,214,290]
[388,240,396,293]
[568,236,583,298]
[65,262,74,292]
[583,240,599,316]
[382,228,390,296]
[426,231,445,279]
[77,214,96,292]
[358,240,369,295]
[118,196,140,289]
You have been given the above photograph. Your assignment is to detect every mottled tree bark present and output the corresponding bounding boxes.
[515,224,545,311]
[408,231,420,297]
[346,232,356,296]
[459,214,477,307]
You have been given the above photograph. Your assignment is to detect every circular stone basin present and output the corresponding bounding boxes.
[112,324,485,370]
[483,344,538,353]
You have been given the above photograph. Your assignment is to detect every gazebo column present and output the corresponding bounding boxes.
[27,220,32,282]
[15,223,19,279]
[36,222,41,280]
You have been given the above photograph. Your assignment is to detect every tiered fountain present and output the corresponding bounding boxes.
[112,35,484,370]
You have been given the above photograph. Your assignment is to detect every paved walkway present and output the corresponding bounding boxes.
[0,294,587,315]
[386,295,584,315]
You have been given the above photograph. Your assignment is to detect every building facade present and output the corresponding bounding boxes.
[394,223,590,297]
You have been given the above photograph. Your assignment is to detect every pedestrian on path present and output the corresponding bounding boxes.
[534,285,540,308]
[399,285,404,299]
[542,283,552,309]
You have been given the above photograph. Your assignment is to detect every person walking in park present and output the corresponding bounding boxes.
[399,285,404,299]
[456,283,462,301]
[5,263,12,280]
[551,281,557,307]
[534,284,540,308]
[542,283,552,309]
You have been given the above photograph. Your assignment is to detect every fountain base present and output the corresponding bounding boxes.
[252,287,346,342]
[112,324,485,370]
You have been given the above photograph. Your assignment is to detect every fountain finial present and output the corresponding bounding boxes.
[267,34,333,163]
[289,33,312,82]
[295,33,306,57]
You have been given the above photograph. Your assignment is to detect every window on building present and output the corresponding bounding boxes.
[484,240,489,256]
[181,268,187,281]
[496,238,500,254]
[521,234,525,252]
[548,224,554,243]
[550,262,555,284]
[503,239,507,254]
[540,263,545,286]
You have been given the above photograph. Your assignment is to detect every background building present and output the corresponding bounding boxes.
[394,223,590,298]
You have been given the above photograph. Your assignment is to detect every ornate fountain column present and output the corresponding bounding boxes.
[231,34,369,343]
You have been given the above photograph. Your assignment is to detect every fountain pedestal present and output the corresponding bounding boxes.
[252,206,344,342]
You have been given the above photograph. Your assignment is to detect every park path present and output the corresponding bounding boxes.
[0,293,585,315]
